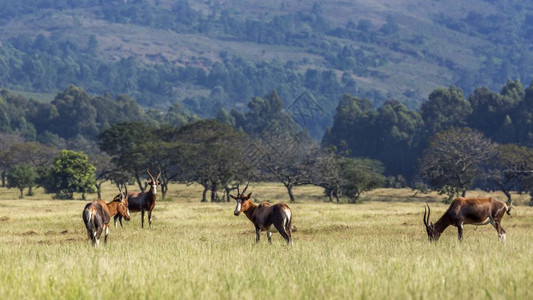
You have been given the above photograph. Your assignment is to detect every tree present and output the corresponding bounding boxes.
[258,131,316,203]
[40,150,96,200]
[418,128,496,202]
[483,144,533,205]
[468,86,516,140]
[419,86,472,136]
[7,165,37,198]
[340,158,385,203]
[173,120,247,202]
[99,122,156,192]
[311,148,344,203]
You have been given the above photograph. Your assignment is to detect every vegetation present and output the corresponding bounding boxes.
[0,1,532,138]
[39,150,96,200]
[0,183,532,299]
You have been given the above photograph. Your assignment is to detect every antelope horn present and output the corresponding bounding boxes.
[424,203,430,227]
[147,169,155,181]
[156,169,161,181]
[242,182,250,194]
[237,183,240,196]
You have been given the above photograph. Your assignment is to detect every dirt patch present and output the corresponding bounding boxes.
[20,230,38,236]
[0,216,10,222]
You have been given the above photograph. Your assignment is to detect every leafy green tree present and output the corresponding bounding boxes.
[418,128,496,202]
[99,122,156,191]
[509,81,533,147]
[49,85,98,139]
[322,94,377,157]
[7,165,37,198]
[340,158,385,203]
[468,86,516,140]
[419,86,472,135]
[40,150,96,200]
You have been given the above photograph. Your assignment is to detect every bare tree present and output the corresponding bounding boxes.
[418,128,496,202]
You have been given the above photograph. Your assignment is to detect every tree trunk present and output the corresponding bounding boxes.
[335,188,340,204]
[19,188,24,199]
[1,170,5,187]
[503,190,512,206]
[461,189,466,197]
[27,186,33,196]
[96,182,103,199]
[284,183,295,203]
[327,189,333,203]
[210,183,217,202]
[161,182,168,201]
[135,172,145,192]
[201,186,208,202]
[225,187,231,202]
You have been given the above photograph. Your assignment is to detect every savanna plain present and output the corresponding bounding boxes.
[0,183,532,300]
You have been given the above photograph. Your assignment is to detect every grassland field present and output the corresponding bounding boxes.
[0,182,532,300]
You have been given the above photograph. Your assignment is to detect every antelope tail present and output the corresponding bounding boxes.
[285,210,293,233]
[84,209,95,232]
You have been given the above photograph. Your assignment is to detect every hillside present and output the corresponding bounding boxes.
[0,0,531,137]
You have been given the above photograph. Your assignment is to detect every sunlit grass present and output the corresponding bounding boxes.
[0,183,531,299]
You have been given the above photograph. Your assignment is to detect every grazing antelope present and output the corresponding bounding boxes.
[82,187,130,246]
[423,197,511,242]
[232,183,293,245]
[115,169,161,228]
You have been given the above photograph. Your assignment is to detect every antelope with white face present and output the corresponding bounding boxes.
[232,183,293,245]
[424,197,510,242]
[115,169,161,228]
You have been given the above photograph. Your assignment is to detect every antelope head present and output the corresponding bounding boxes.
[231,183,253,216]
[423,203,440,242]
[118,184,131,221]
[147,169,162,195]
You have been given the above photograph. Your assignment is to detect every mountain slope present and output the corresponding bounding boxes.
[0,0,531,136]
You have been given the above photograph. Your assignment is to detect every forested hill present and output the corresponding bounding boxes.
[0,0,532,137]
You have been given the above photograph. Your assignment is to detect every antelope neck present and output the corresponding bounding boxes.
[242,200,257,222]
[433,215,451,233]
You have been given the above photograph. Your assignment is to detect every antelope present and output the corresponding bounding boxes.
[423,197,511,242]
[115,169,161,228]
[232,183,293,245]
[82,187,130,246]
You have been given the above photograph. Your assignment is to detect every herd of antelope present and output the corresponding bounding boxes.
[82,171,512,246]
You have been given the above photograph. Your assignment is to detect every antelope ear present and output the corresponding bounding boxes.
[247,192,252,198]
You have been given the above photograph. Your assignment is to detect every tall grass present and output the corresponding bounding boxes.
[0,183,531,299]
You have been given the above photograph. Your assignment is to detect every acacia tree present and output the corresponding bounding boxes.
[99,122,156,192]
[6,165,37,198]
[418,128,496,202]
[483,144,533,205]
[174,120,247,202]
[3,141,58,195]
[311,148,344,203]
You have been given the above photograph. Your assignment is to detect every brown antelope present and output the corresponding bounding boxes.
[232,183,293,245]
[423,197,511,242]
[115,169,161,228]
[83,187,130,246]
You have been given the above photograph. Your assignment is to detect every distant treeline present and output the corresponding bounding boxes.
[323,79,531,181]
[1,79,532,186]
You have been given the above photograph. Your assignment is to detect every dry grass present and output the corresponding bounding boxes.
[0,183,531,299]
